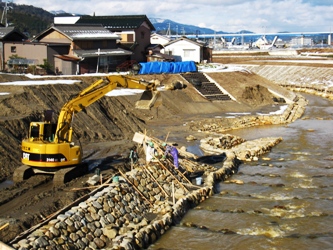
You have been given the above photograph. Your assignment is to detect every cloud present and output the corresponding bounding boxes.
[14,0,333,33]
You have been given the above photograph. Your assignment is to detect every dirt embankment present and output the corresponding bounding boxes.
[0,70,293,243]
[0,71,292,181]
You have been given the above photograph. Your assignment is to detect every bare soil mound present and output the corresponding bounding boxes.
[0,71,290,243]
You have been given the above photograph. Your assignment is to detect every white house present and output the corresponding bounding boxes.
[161,37,204,63]
[150,33,171,46]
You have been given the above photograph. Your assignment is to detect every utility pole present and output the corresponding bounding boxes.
[166,23,171,37]
[1,0,13,27]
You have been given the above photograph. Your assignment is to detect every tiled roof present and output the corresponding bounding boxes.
[0,27,14,38]
[34,24,119,41]
[54,24,119,40]
[0,27,27,40]
[74,48,133,58]
[76,15,155,31]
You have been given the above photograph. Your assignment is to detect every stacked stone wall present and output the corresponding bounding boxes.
[189,93,307,134]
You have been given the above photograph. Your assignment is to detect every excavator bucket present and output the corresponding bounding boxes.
[135,90,161,109]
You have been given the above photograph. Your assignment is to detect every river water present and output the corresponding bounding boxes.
[149,94,333,250]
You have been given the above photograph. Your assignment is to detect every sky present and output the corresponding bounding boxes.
[11,0,333,33]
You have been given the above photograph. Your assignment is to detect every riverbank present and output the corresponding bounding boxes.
[0,58,331,248]
[6,90,309,249]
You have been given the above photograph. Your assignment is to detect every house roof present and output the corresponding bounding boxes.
[146,44,164,50]
[74,48,133,58]
[54,54,81,62]
[150,33,171,41]
[164,36,204,47]
[0,27,27,40]
[148,52,174,61]
[76,15,155,31]
[34,24,119,41]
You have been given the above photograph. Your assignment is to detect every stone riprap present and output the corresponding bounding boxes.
[7,82,309,250]
[9,130,279,250]
[243,65,333,90]
[279,83,333,100]
[10,157,218,250]
[201,135,283,161]
[189,93,307,133]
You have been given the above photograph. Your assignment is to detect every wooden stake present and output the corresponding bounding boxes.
[172,181,175,205]
[156,159,188,192]
[119,170,153,207]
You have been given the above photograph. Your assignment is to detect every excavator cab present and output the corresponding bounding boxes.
[29,122,57,142]
[28,110,57,142]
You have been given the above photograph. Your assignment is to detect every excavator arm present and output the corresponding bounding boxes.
[54,75,157,143]
[14,74,163,184]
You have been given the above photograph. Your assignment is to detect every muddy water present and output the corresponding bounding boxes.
[149,94,333,250]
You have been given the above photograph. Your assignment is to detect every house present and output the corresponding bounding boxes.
[150,33,171,46]
[0,27,27,71]
[75,15,155,63]
[5,41,69,74]
[3,15,155,74]
[145,44,175,62]
[31,24,132,74]
[161,36,205,63]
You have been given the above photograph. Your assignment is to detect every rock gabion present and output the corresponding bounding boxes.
[201,135,282,162]
[200,134,246,151]
[280,83,333,100]
[9,135,285,249]
[189,93,307,133]
[10,158,217,250]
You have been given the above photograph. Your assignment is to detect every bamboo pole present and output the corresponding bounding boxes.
[119,170,153,207]
[164,131,170,142]
[10,176,113,245]
[156,159,188,192]
[172,181,175,205]
[149,137,190,191]
[0,222,9,231]
[143,165,170,197]
[165,158,192,185]
[176,167,193,185]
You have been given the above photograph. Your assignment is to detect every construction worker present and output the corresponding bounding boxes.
[162,142,179,169]
[128,146,139,168]
[144,141,158,164]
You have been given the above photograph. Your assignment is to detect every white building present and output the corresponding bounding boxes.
[150,33,171,46]
[161,37,204,63]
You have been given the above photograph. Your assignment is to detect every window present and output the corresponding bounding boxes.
[141,32,145,39]
[11,46,16,53]
[183,49,195,58]
[127,34,134,42]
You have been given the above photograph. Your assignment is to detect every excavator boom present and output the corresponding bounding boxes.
[15,74,161,185]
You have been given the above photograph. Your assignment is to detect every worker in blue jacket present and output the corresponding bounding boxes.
[161,142,179,169]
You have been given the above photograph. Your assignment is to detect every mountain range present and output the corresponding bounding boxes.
[1,2,251,38]
[149,17,253,36]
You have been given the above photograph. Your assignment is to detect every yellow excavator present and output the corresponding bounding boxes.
[13,75,161,185]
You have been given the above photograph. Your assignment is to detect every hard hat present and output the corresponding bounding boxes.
[162,142,167,147]
[148,141,154,147]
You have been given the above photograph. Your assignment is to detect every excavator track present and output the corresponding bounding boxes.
[13,165,35,183]
[13,164,89,186]
[53,163,89,186]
